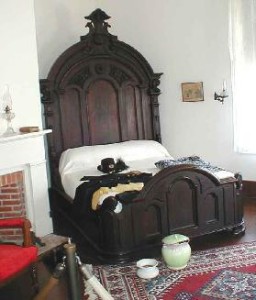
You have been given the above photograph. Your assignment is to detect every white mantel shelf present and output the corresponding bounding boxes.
[0,129,52,144]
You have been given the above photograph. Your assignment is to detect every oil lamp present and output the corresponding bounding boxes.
[1,85,15,135]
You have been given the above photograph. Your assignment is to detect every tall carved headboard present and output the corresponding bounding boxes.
[40,9,163,187]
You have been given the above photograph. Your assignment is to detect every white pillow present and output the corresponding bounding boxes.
[59,140,171,175]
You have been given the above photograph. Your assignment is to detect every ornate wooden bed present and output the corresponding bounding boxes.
[40,9,244,263]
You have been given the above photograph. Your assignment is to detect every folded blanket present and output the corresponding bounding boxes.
[155,156,224,173]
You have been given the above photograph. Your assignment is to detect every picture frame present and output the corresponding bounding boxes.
[181,82,204,102]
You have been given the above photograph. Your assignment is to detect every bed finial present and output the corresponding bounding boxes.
[85,9,111,35]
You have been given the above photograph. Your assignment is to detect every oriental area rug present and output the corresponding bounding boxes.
[84,241,256,300]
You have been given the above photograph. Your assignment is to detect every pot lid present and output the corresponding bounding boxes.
[162,234,189,245]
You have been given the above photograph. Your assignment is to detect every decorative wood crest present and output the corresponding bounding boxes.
[40,79,51,104]
[80,8,117,53]
[149,73,162,95]
[95,64,105,75]
[85,9,111,36]
[69,67,91,88]
[109,65,130,85]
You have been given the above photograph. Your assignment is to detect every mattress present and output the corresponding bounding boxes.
[59,140,172,199]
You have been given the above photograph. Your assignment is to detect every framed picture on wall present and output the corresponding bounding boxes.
[181,82,204,102]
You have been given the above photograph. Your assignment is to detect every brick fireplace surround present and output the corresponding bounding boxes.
[0,171,25,243]
[0,130,53,242]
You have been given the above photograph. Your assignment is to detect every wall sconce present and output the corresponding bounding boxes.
[214,80,228,104]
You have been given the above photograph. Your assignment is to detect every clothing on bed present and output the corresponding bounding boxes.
[59,140,172,199]
[97,158,129,174]
[72,172,152,217]
[80,171,152,183]
[91,182,144,210]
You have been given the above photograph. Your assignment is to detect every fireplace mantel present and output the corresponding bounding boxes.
[0,129,53,236]
[0,129,52,145]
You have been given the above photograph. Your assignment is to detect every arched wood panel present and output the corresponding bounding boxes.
[142,204,165,241]
[122,85,138,140]
[87,80,120,144]
[167,178,198,231]
[139,166,228,238]
[60,88,84,149]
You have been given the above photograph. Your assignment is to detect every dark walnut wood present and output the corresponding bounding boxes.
[40,8,162,188]
[41,9,244,263]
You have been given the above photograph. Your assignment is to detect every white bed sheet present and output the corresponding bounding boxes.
[59,139,235,200]
[59,140,172,199]
[61,156,170,199]
[59,140,170,175]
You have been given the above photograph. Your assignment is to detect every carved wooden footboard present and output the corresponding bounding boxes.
[94,165,244,261]
[49,165,244,263]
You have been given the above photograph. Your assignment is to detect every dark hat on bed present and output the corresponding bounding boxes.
[97,158,129,174]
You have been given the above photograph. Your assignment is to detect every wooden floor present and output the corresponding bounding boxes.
[36,197,256,299]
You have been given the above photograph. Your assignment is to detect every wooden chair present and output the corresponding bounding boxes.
[0,218,38,300]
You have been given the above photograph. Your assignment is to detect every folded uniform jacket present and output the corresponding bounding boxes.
[91,182,144,210]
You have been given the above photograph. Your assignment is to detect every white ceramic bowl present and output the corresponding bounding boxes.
[136,258,159,279]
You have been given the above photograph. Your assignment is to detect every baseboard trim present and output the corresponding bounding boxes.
[242,180,256,198]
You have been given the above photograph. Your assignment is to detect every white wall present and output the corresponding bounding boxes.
[0,1,43,134]
[34,0,256,180]
[0,0,52,235]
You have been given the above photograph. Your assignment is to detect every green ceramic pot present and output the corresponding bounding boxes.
[161,234,191,270]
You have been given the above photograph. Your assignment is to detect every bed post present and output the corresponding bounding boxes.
[149,73,163,143]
